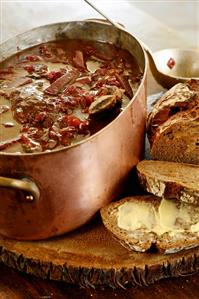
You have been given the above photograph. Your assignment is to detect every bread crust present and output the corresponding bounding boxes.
[147,80,199,145]
[137,160,199,205]
[150,107,199,165]
[100,195,199,254]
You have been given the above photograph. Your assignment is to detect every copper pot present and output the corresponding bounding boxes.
[0,20,147,240]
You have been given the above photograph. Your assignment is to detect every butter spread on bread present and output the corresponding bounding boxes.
[100,195,199,254]
[118,198,199,235]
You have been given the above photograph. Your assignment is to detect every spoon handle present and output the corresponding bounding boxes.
[84,0,151,52]
[83,0,122,30]
[83,0,163,86]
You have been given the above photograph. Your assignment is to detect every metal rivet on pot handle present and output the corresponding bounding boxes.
[0,176,40,201]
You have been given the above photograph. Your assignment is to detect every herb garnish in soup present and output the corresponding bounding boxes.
[0,39,142,153]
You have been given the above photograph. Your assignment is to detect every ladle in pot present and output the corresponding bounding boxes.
[84,0,199,88]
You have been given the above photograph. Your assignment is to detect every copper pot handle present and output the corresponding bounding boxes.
[0,176,40,201]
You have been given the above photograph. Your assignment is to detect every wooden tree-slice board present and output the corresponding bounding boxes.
[0,217,198,288]
[0,78,198,288]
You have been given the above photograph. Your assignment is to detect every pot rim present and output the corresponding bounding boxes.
[0,20,147,157]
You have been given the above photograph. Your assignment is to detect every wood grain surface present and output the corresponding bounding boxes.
[0,217,199,288]
[0,263,199,299]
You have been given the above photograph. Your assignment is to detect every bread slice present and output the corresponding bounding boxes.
[147,80,199,145]
[100,195,199,254]
[149,107,199,165]
[137,160,199,205]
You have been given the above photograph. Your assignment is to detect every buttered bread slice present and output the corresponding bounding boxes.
[100,195,199,253]
[137,160,199,205]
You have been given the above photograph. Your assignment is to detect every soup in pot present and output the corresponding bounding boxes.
[0,39,142,153]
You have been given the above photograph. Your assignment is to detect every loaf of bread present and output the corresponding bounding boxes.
[137,160,199,205]
[150,107,199,164]
[101,81,199,254]
[147,80,199,164]
[100,195,199,254]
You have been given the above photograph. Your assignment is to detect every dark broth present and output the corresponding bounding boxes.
[0,39,142,153]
